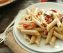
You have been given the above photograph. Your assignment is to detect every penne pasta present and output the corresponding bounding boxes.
[30,6,38,15]
[19,21,33,24]
[34,28,43,32]
[32,16,42,27]
[26,8,32,15]
[53,31,63,40]
[47,18,57,31]
[60,22,63,35]
[56,18,62,28]
[32,16,45,30]
[41,9,45,15]
[33,8,38,15]
[24,34,30,42]
[35,35,41,45]
[30,35,36,44]
[17,25,24,31]
[21,30,40,36]
[49,36,56,47]
[41,33,47,38]
[40,15,47,25]
[52,12,60,19]
[54,26,63,35]
[45,28,54,44]
[54,27,61,34]
[52,12,62,27]
[52,13,57,19]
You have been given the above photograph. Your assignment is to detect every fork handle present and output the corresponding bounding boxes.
[4,18,15,33]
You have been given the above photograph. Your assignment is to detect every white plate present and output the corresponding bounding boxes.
[0,0,15,7]
[13,2,63,52]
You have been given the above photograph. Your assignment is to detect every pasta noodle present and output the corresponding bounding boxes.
[35,35,41,45]
[24,34,30,42]
[56,18,62,28]
[21,30,40,36]
[40,15,47,25]
[32,16,42,27]
[54,27,61,34]
[49,36,56,47]
[30,35,36,44]
[34,28,43,32]
[45,28,54,44]
[53,31,63,40]
[47,18,57,31]
[52,13,58,19]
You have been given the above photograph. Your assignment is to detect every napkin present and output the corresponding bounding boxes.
[4,31,29,53]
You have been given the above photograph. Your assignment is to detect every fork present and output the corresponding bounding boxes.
[0,19,15,44]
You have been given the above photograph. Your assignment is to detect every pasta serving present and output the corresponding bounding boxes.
[17,7,63,47]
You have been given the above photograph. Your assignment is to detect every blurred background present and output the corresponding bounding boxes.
[0,0,62,33]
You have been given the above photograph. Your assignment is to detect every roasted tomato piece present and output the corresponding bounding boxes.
[51,10,57,13]
[23,22,36,29]
[23,24,29,28]
[45,15,53,24]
